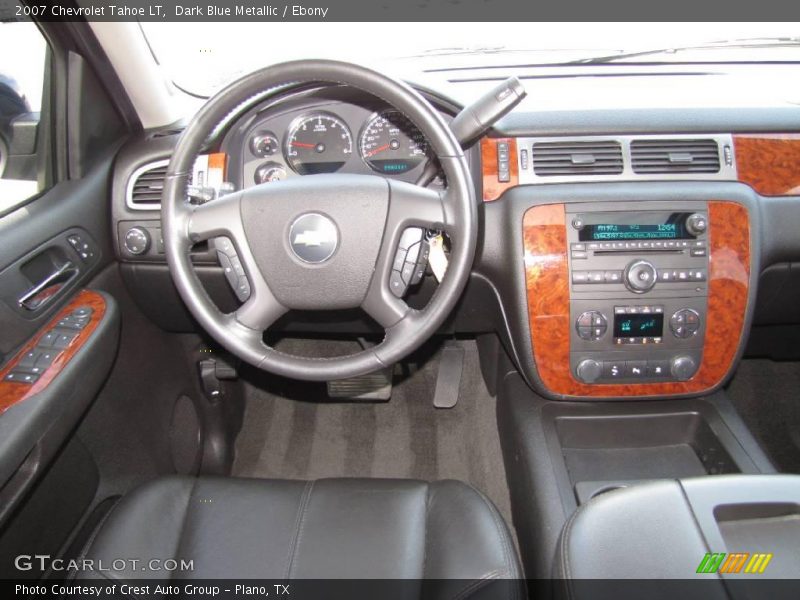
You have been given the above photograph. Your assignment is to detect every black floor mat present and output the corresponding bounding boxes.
[232,339,515,535]
[726,359,800,473]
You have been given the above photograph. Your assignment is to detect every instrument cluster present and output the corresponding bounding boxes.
[231,95,439,189]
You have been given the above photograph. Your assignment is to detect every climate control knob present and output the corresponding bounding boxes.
[623,259,657,293]
[576,359,603,383]
[124,227,150,256]
[670,355,698,381]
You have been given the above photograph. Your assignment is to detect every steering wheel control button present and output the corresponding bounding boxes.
[289,213,339,264]
[213,237,251,302]
[624,259,658,293]
[390,228,430,296]
[389,270,408,298]
[670,309,701,338]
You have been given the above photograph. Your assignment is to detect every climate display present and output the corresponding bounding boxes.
[582,223,685,241]
[614,313,664,338]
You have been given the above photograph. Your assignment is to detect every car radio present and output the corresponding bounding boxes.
[567,205,709,384]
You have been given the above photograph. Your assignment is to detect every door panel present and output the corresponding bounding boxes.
[0,155,114,358]
[0,155,120,527]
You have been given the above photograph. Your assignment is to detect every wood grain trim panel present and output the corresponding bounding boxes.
[734,134,800,196]
[524,201,750,398]
[481,137,518,202]
[0,290,106,415]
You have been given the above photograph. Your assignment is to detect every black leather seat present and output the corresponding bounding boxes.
[78,476,522,594]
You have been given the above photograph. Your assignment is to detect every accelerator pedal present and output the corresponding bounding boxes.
[433,342,464,409]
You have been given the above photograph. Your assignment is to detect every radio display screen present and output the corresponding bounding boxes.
[614,313,664,338]
[580,223,687,241]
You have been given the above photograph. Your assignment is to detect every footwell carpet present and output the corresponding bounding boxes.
[233,340,514,532]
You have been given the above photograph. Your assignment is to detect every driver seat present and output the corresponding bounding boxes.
[76,476,522,594]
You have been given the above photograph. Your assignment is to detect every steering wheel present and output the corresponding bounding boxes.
[162,60,477,381]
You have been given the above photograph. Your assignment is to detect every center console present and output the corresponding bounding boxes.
[567,204,709,384]
[523,199,751,399]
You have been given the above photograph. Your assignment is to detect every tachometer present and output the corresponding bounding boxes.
[284,112,353,175]
[359,110,430,174]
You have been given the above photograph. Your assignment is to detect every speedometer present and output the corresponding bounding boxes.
[359,110,430,174]
[284,112,353,175]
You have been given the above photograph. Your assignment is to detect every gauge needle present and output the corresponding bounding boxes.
[291,141,316,148]
[366,143,390,157]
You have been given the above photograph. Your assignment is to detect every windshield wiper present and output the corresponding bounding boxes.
[570,37,800,64]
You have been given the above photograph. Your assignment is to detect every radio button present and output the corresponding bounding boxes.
[690,248,707,257]
[604,270,622,283]
[686,213,708,236]
[571,250,588,259]
[572,243,586,251]
[624,259,658,293]
[572,271,590,284]
[588,271,605,283]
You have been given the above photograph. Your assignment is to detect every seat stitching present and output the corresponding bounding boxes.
[559,505,581,600]
[450,568,506,600]
[421,483,431,580]
[171,477,199,582]
[285,480,314,580]
[469,484,520,598]
[67,498,122,582]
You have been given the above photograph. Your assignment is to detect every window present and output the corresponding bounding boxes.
[0,13,48,212]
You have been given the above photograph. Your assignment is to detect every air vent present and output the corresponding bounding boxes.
[631,139,720,174]
[149,127,184,139]
[126,160,169,210]
[532,140,623,176]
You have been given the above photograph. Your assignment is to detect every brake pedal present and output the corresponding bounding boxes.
[433,342,464,409]
[327,367,393,401]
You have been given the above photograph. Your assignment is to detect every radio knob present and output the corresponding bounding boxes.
[670,355,698,381]
[124,227,151,256]
[685,213,708,237]
[623,259,657,293]
[576,359,603,383]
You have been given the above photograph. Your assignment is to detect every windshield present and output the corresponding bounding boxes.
[141,22,800,97]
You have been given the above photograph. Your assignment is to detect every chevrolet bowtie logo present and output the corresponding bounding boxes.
[288,213,339,263]
[293,230,335,247]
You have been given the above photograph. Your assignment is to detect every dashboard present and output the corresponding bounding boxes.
[109,75,800,402]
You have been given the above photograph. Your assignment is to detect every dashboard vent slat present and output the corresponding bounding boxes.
[127,161,170,209]
[532,141,623,176]
[631,139,720,174]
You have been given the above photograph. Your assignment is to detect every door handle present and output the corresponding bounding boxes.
[17,261,78,311]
